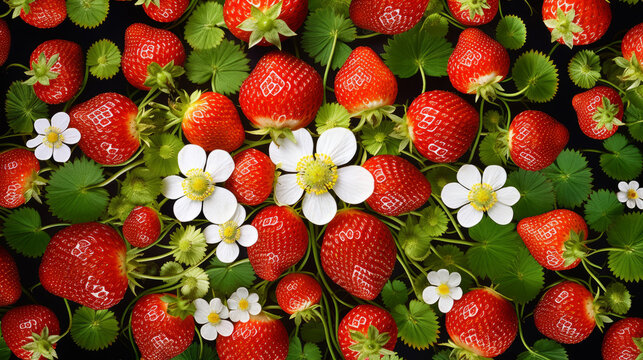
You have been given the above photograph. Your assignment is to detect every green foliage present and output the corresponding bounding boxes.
[512,50,559,103]
[602,282,631,315]
[144,133,183,177]
[205,258,257,296]
[607,213,643,282]
[381,280,409,311]
[495,15,527,50]
[184,2,225,50]
[568,50,601,89]
[391,300,439,350]
[5,81,48,133]
[494,246,545,304]
[315,103,351,134]
[625,104,643,142]
[506,169,556,220]
[2,207,50,258]
[361,121,402,156]
[584,190,624,232]
[301,8,356,70]
[301,321,325,343]
[185,40,250,95]
[517,339,568,360]
[286,338,322,360]
[86,40,121,80]
[600,133,643,180]
[66,0,109,28]
[479,133,504,166]
[466,217,521,280]
[543,150,593,208]
[171,343,218,360]
[70,307,119,351]
[0,323,11,360]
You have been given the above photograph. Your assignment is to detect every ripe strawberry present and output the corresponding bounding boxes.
[0,149,42,209]
[224,149,275,206]
[1,305,60,360]
[248,205,308,281]
[0,19,10,66]
[337,305,398,360]
[542,0,611,48]
[534,281,597,344]
[447,0,498,26]
[12,0,66,29]
[447,28,510,101]
[349,0,430,35]
[508,110,569,171]
[123,206,161,248]
[122,23,186,90]
[26,39,83,104]
[216,313,289,360]
[0,245,21,306]
[445,288,518,358]
[238,51,323,136]
[362,155,431,216]
[39,222,129,310]
[572,86,624,140]
[602,317,643,360]
[321,209,396,300]
[131,293,194,360]
[621,22,643,66]
[275,273,322,315]
[139,0,189,23]
[403,90,479,163]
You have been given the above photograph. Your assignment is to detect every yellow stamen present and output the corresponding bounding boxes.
[219,221,241,244]
[182,169,215,201]
[627,189,638,199]
[467,183,498,212]
[295,153,338,194]
[437,284,451,296]
[238,299,249,311]
[207,312,220,324]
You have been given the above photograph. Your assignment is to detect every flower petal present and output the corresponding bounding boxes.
[316,127,357,166]
[636,198,643,210]
[457,204,483,228]
[178,144,207,176]
[162,175,185,199]
[247,293,259,303]
[217,320,234,337]
[618,181,629,192]
[194,310,209,325]
[457,164,481,190]
[617,191,628,203]
[204,224,222,244]
[450,287,463,300]
[438,296,454,313]
[26,135,45,148]
[441,183,470,209]
[230,310,250,323]
[302,192,337,225]
[422,286,439,304]
[269,128,313,172]
[427,271,441,286]
[51,112,70,130]
[173,196,202,222]
[274,174,304,205]
[230,204,246,226]
[200,323,218,341]
[202,187,238,224]
[248,302,261,315]
[216,242,239,263]
[61,127,81,145]
[206,149,235,182]
[437,269,450,283]
[227,299,239,309]
[211,298,223,313]
[333,166,374,204]
[237,225,258,247]
[34,143,53,161]
[628,180,639,190]
[219,305,229,319]
[488,203,514,225]
[496,186,521,206]
[34,118,50,134]
[447,272,461,287]
[482,165,507,190]
[52,144,71,163]
[626,199,636,209]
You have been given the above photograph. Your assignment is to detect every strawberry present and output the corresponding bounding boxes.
[0,19,10,66]
[0,305,60,360]
[248,205,308,281]
[572,86,624,139]
[542,0,611,48]
[25,39,84,105]
[321,209,396,300]
[508,110,569,171]
[447,0,498,26]
[275,273,322,315]
[402,90,479,163]
[602,317,643,360]
[123,206,161,248]
[39,222,129,310]
[224,149,275,206]
[445,288,518,358]
[447,28,510,101]
[349,0,430,35]
[131,293,195,360]
[518,209,589,271]
[139,0,189,23]
[337,305,398,360]
[0,245,21,306]
[0,148,42,209]
[11,0,66,29]
[216,313,289,360]
[534,281,597,344]
[362,155,431,216]
[621,22,643,66]
[238,51,323,138]
[121,23,186,90]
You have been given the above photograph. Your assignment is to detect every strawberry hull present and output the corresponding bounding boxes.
[0,305,60,360]
[30,39,84,104]
[0,149,40,209]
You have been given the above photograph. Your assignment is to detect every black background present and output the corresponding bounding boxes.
[0,0,642,359]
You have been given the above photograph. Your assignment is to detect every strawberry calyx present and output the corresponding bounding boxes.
[390,114,413,154]
[248,126,296,144]
[543,8,583,48]
[593,96,624,131]
[495,127,511,160]
[633,337,643,354]
[236,2,297,50]
[143,61,185,94]
[457,0,491,21]
[467,74,505,102]
[353,105,397,131]
[5,0,36,18]
[23,170,47,204]
[614,53,643,90]
[125,248,146,294]
[21,326,61,360]
[167,90,202,127]
[443,340,493,360]
[290,304,322,326]
[348,325,396,360]
[161,294,196,320]
[23,53,60,86]
[134,0,160,7]
[562,230,588,267]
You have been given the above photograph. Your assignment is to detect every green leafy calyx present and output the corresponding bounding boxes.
[543,8,583,48]
[21,326,60,360]
[593,97,624,130]
[348,325,395,360]
[24,53,60,86]
[237,2,296,50]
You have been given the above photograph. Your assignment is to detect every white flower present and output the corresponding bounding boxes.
[193,298,234,341]
[227,287,261,323]
[422,269,462,313]
[204,204,258,263]
[617,181,643,209]
[161,144,238,223]
[26,112,81,163]
[440,164,520,228]
[269,127,374,225]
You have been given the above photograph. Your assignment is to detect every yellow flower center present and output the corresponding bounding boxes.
[43,127,63,148]
[238,298,249,311]
[219,220,241,244]
[182,169,215,201]
[468,183,498,212]
[207,312,220,324]
[627,189,638,199]
[437,284,451,296]
[296,154,338,194]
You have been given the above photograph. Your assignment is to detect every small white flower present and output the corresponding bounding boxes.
[440,164,520,228]
[269,127,375,225]
[422,269,463,313]
[193,298,234,341]
[228,287,261,323]
[26,112,81,163]
[617,181,643,209]
[204,204,258,263]
[161,144,238,223]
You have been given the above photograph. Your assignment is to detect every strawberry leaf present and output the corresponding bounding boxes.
[584,190,624,232]
[600,133,643,180]
[625,104,643,142]
[144,133,184,177]
[66,0,109,29]
[417,206,449,238]
[1,207,50,258]
[506,169,555,221]
[398,217,432,261]
[466,217,521,280]
[495,15,527,50]
[380,280,408,311]
[308,0,350,16]
[0,323,10,360]
[86,40,121,80]
[120,167,162,205]
[70,307,119,351]
[420,14,449,39]
[542,149,593,208]
[286,337,322,360]
[185,39,250,95]
[424,167,457,195]
[607,212,643,282]
[433,350,451,360]
[360,121,402,156]
[494,246,544,304]
[205,257,256,296]
[479,132,505,166]
[512,50,559,103]
[315,103,351,134]
[391,300,439,350]
[517,339,568,360]
[171,343,217,360]
[568,50,601,89]
[301,8,356,70]
[184,1,225,50]
[300,321,325,343]
[602,282,632,315]
[5,81,49,134]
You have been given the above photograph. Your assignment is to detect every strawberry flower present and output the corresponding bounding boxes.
[617,181,643,209]
[269,127,375,225]
[422,269,462,313]
[161,144,238,223]
[204,204,258,263]
[227,287,261,323]
[193,298,234,341]
[26,112,81,163]
[441,164,520,228]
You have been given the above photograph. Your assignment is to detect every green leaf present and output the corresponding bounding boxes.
[308,0,350,16]
[1,207,50,258]
[301,321,325,343]
[144,133,183,177]
[5,81,49,133]
[512,50,559,103]
[120,167,162,205]
[380,280,408,311]
[70,307,119,351]
[607,212,643,282]
[286,338,322,360]
[432,350,451,360]
[420,14,449,39]
[315,103,351,134]
[66,0,109,28]
[625,104,643,142]
[360,121,401,156]
[495,15,527,50]
[584,190,624,232]
[417,206,449,238]
[506,169,556,220]
[398,217,432,261]
[86,40,121,80]
[391,300,439,350]
[517,339,568,360]
[205,258,257,296]
[423,244,467,273]
[424,167,457,195]
[0,322,11,360]
[184,1,225,50]
[543,149,593,208]
[602,282,631,314]
[45,157,109,223]
[600,133,643,180]
[494,246,544,304]
[568,50,601,89]
[172,343,218,360]
[466,217,521,279]
[185,40,250,95]
[479,132,505,166]
[301,8,356,70]
[106,195,136,222]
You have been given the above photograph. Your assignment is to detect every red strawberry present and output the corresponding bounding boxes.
[248,205,308,281]
[123,206,161,248]
[321,209,396,300]
[337,305,398,360]
[403,90,479,163]
[542,0,611,48]
[122,23,186,90]
[275,273,322,315]
[139,0,189,23]
[224,149,275,206]
[13,0,66,29]
[534,281,597,344]
[621,22,643,66]
[131,293,194,360]
[349,0,430,35]
[445,288,518,358]
[447,28,510,101]
[334,46,398,115]
[362,155,431,216]
[223,0,307,49]
[216,313,289,360]
[447,0,498,26]
[26,39,83,105]
[0,245,21,306]
[39,222,129,310]
[602,317,643,360]
[0,149,42,209]
[238,51,323,137]
[0,305,60,360]
[572,86,624,139]
[508,110,569,171]
[518,209,589,271]
[0,19,10,66]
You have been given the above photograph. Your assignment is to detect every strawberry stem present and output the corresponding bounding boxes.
[354,32,380,39]
[597,78,627,96]
[418,64,427,94]
[432,237,476,246]
[87,160,145,189]
[515,304,550,359]
[322,33,339,104]
[581,259,606,292]
[164,0,199,30]
[37,223,70,231]
[431,193,466,240]
[60,298,73,338]
[439,11,466,30]
[467,99,485,163]
[62,64,89,113]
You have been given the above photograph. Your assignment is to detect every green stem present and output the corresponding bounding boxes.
[60,299,73,338]
[597,79,627,95]
[547,42,560,58]
[165,0,199,30]
[396,254,419,295]
[418,63,427,94]
[87,160,145,189]
[0,133,30,140]
[420,163,458,173]
[101,147,144,168]
[587,247,624,256]
[355,32,381,39]
[316,306,339,360]
[515,305,550,359]
[496,86,529,99]
[431,245,479,286]
[5,63,30,71]
[467,100,485,163]
[582,259,606,292]
[130,248,216,281]
[432,237,475,246]
[431,193,465,240]
[231,138,273,156]
[624,119,643,126]
[322,33,339,104]
[580,148,604,154]
[439,12,465,30]
[38,223,70,231]
[137,249,178,263]
[63,64,89,113]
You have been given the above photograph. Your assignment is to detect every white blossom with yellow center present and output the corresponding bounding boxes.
[228,287,261,323]
[26,112,81,163]
[617,181,643,209]
[204,204,258,263]
[162,144,238,223]
[441,164,520,228]
[269,127,375,225]
[193,298,233,341]
[422,269,462,313]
